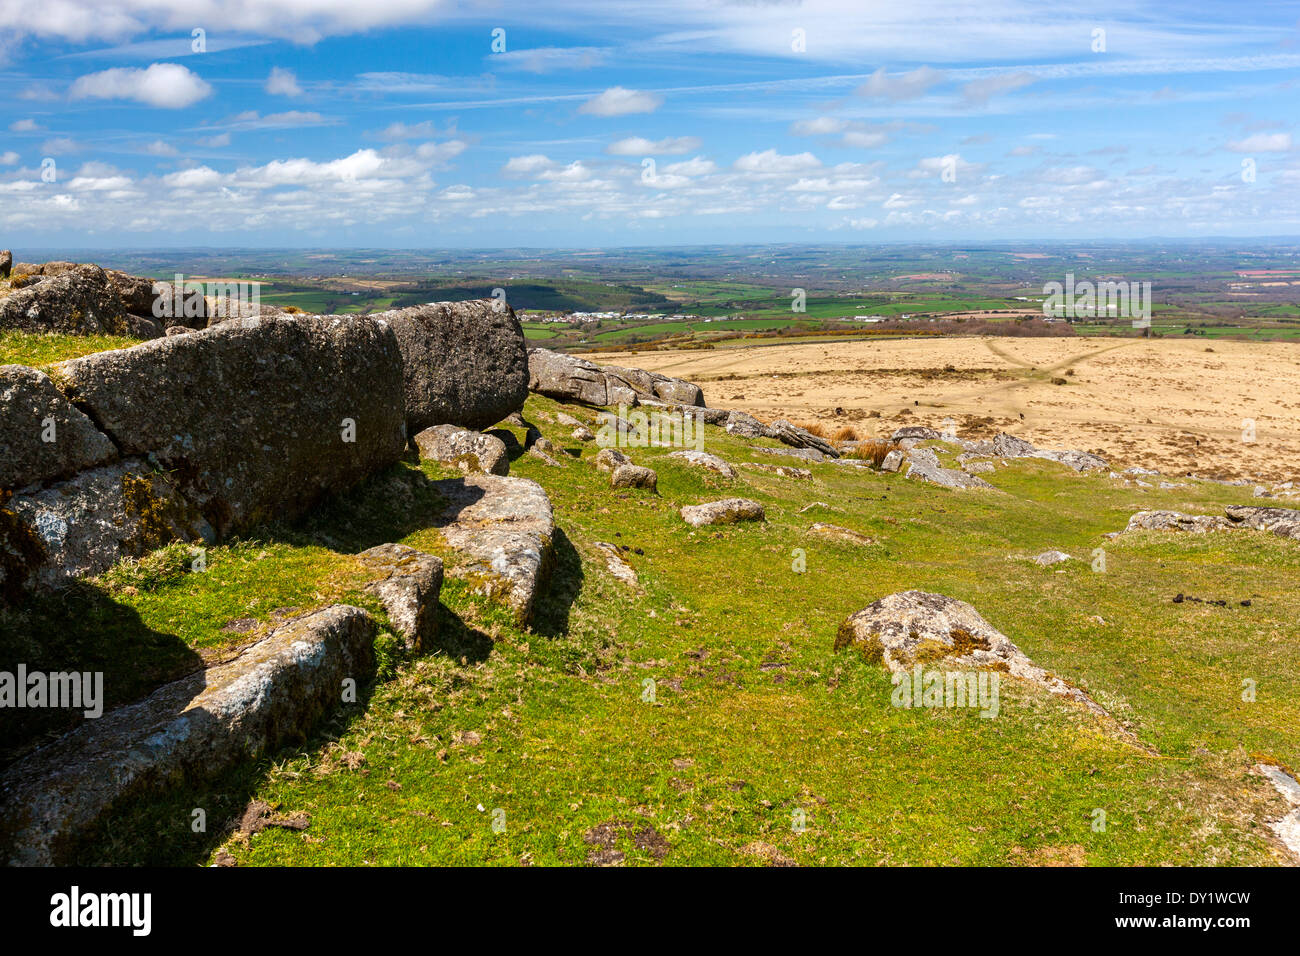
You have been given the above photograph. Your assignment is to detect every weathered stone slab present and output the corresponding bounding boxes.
[992,432,1108,472]
[414,424,509,476]
[0,604,376,865]
[763,419,839,458]
[386,301,529,432]
[51,316,407,536]
[724,410,767,439]
[357,544,443,653]
[668,450,736,479]
[1226,506,1300,539]
[0,365,117,492]
[593,542,638,585]
[432,474,554,624]
[1124,510,1236,534]
[680,498,765,528]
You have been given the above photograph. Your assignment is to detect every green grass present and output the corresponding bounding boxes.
[0,330,142,372]
[42,396,1298,866]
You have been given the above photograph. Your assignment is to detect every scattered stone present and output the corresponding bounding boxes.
[880,449,905,473]
[554,411,584,427]
[738,462,812,480]
[357,543,443,653]
[572,426,595,442]
[668,449,736,479]
[593,542,638,585]
[1032,550,1072,566]
[904,447,996,490]
[992,432,1109,472]
[724,410,767,439]
[753,445,825,463]
[385,301,529,432]
[414,424,509,476]
[611,464,658,491]
[0,604,376,865]
[834,590,1104,714]
[680,498,765,528]
[432,473,554,624]
[1124,511,1237,534]
[1257,764,1300,860]
[592,448,629,474]
[765,419,839,458]
[1225,505,1300,540]
[808,523,875,546]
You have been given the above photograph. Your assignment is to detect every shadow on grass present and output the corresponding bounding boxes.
[70,678,380,867]
[0,581,203,771]
[531,526,583,639]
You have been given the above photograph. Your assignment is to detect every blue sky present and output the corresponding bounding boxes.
[1,1,1298,247]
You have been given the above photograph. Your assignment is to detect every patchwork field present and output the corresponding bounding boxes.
[605,337,1300,483]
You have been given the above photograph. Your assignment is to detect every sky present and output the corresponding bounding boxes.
[0,0,1298,247]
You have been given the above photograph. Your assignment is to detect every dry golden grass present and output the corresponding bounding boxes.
[846,439,899,466]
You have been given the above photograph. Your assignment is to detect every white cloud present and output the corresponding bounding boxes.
[69,63,212,109]
[503,154,554,176]
[607,136,701,156]
[9,119,42,132]
[415,140,467,165]
[491,46,609,73]
[843,130,890,148]
[208,111,332,131]
[962,71,1037,104]
[579,86,662,117]
[0,151,19,165]
[734,149,820,174]
[541,161,592,182]
[857,66,946,101]
[372,121,442,141]
[1227,132,1292,153]
[198,133,231,148]
[791,116,846,136]
[144,140,178,156]
[265,67,302,97]
[40,137,82,155]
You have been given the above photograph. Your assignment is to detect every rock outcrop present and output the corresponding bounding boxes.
[414,424,509,476]
[0,265,133,335]
[386,301,529,432]
[0,604,376,866]
[527,348,704,408]
[834,590,1104,713]
[992,432,1108,472]
[51,316,407,537]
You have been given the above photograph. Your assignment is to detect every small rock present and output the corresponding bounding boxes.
[680,498,765,527]
[611,464,658,491]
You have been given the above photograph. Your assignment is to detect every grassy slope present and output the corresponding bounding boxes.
[59,396,1298,866]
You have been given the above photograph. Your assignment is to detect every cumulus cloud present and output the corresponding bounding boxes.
[265,67,302,97]
[579,86,662,116]
[9,119,42,132]
[856,66,946,101]
[734,149,820,174]
[606,136,700,155]
[503,154,555,176]
[0,151,19,165]
[69,63,212,109]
